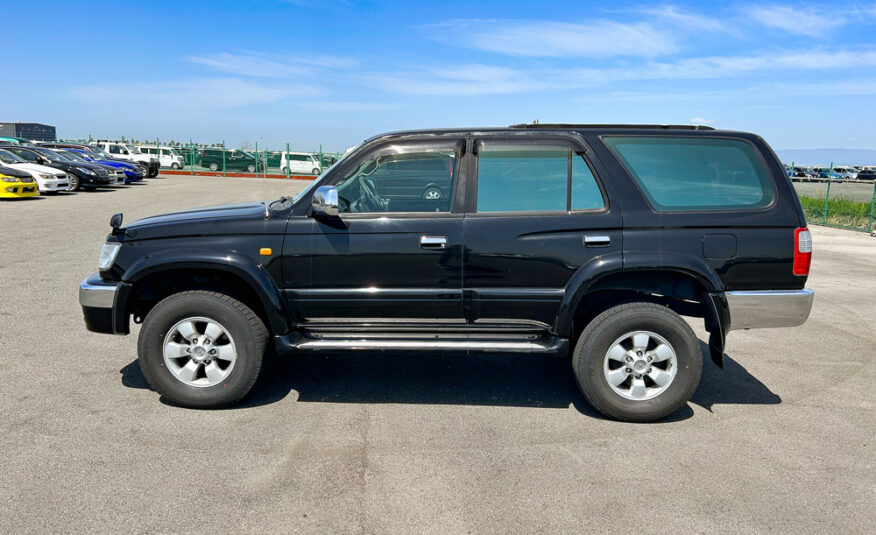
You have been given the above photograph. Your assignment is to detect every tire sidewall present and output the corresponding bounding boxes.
[575,305,702,421]
[138,293,263,408]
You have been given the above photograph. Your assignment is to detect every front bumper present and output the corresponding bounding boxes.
[38,177,70,192]
[79,273,130,334]
[1,181,39,197]
[726,289,814,331]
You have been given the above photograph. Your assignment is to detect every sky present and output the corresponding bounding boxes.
[1,0,875,156]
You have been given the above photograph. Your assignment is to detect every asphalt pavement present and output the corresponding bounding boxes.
[1,175,873,534]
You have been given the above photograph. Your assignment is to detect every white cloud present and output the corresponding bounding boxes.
[364,50,876,96]
[295,101,398,112]
[747,5,847,37]
[636,5,730,33]
[690,117,716,126]
[186,52,357,78]
[424,19,678,58]
[68,77,316,108]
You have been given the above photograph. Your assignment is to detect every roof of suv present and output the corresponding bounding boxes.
[364,123,723,144]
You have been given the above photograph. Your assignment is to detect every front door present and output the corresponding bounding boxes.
[292,138,467,324]
[463,135,623,329]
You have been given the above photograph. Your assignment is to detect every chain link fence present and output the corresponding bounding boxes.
[793,179,876,232]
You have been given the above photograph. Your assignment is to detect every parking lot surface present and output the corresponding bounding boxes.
[1,176,874,534]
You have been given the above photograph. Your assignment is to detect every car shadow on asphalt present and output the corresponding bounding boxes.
[119,341,779,420]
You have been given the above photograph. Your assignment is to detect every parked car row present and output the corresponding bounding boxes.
[786,165,876,180]
[172,146,332,175]
[0,140,160,199]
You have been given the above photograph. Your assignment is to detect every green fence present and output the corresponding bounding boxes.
[793,179,876,232]
[59,136,343,179]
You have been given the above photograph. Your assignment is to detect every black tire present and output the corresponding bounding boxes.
[281,166,289,174]
[572,302,702,422]
[137,291,268,409]
[311,168,320,175]
[171,163,180,169]
[209,162,219,172]
[67,174,80,191]
[247,164,256,173]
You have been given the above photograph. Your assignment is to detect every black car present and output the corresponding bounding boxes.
[79,124,814,422]
[856,169,876,180]
[40,143,149,177]
[199,149,264,173]
[4,146,112,190]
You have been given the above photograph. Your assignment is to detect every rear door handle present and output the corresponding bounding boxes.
[420,236,447,249]
[583,235,611,247]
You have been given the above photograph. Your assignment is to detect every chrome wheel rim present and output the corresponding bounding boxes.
[603,330,677,401]
[423,189,441,200]
[163,316,237,388]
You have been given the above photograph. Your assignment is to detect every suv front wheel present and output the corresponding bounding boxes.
[137,290,267,408]
[572,302,702,422]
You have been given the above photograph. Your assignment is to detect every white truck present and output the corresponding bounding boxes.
[137,144,185,169]
[280,152,321,175]
[90,141,160,177]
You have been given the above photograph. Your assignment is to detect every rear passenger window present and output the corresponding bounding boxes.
[476,142,604,212]
[604,136,773,211]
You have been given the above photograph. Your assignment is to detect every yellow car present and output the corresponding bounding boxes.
[0,170,39,198]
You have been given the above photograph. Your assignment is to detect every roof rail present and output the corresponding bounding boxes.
[508,123,716,131]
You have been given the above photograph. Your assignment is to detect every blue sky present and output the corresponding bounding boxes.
[2,1,875,154]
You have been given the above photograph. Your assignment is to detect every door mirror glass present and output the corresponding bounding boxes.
[312,186,338,217]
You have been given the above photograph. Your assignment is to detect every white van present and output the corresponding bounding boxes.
[138,145,185,169]
[280,152,321,175]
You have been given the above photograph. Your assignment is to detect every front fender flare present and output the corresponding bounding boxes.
[121,249,289,334]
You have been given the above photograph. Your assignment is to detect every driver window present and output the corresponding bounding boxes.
[334,142,460,214]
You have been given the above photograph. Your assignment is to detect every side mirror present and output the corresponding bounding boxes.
[312,186,338,217]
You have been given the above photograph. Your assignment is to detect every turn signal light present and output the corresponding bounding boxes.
[259,248,272,256]
[793,228,812,276]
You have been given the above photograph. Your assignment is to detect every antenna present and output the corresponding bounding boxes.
[264,181,269,218]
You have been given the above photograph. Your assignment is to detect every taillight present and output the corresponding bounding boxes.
[794,227,812,276]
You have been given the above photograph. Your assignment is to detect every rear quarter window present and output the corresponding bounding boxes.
[603,136,773,211]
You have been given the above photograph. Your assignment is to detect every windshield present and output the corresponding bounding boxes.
[61,151,88,162]
[125,144,142,154]
[169,148,181,157]
[36,148,68,162]
[89,146,111,158]
[0,149,25,164]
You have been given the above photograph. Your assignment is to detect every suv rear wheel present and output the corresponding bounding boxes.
[572,302,702,422]
[137,291,267,408]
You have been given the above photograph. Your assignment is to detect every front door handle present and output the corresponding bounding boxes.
[420,236,447,249]
[583,235,611,247]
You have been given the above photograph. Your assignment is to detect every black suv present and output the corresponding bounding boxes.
[79,124,814,422]
[199,149,264,173]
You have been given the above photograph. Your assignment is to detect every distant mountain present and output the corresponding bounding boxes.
[776,148,876,167]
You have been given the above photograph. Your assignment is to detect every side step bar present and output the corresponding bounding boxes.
[275,333,568,355]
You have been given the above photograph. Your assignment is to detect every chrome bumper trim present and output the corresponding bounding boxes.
[726,289,814,331]
[79,275,121,308]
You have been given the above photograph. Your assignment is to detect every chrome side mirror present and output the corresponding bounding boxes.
[312,186,338,217]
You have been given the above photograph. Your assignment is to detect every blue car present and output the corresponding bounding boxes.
[62,148,145,183]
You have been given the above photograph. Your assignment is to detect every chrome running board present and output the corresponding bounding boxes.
[274,333,568,355]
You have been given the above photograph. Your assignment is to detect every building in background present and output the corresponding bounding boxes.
[0,122,56,142]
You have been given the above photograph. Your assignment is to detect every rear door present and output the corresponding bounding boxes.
[463,134,623,328]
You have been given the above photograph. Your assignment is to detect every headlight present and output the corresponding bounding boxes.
[77,166,95,175]
[39,173,52,179]
[1,176,17,182]
[98,242,121,270]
